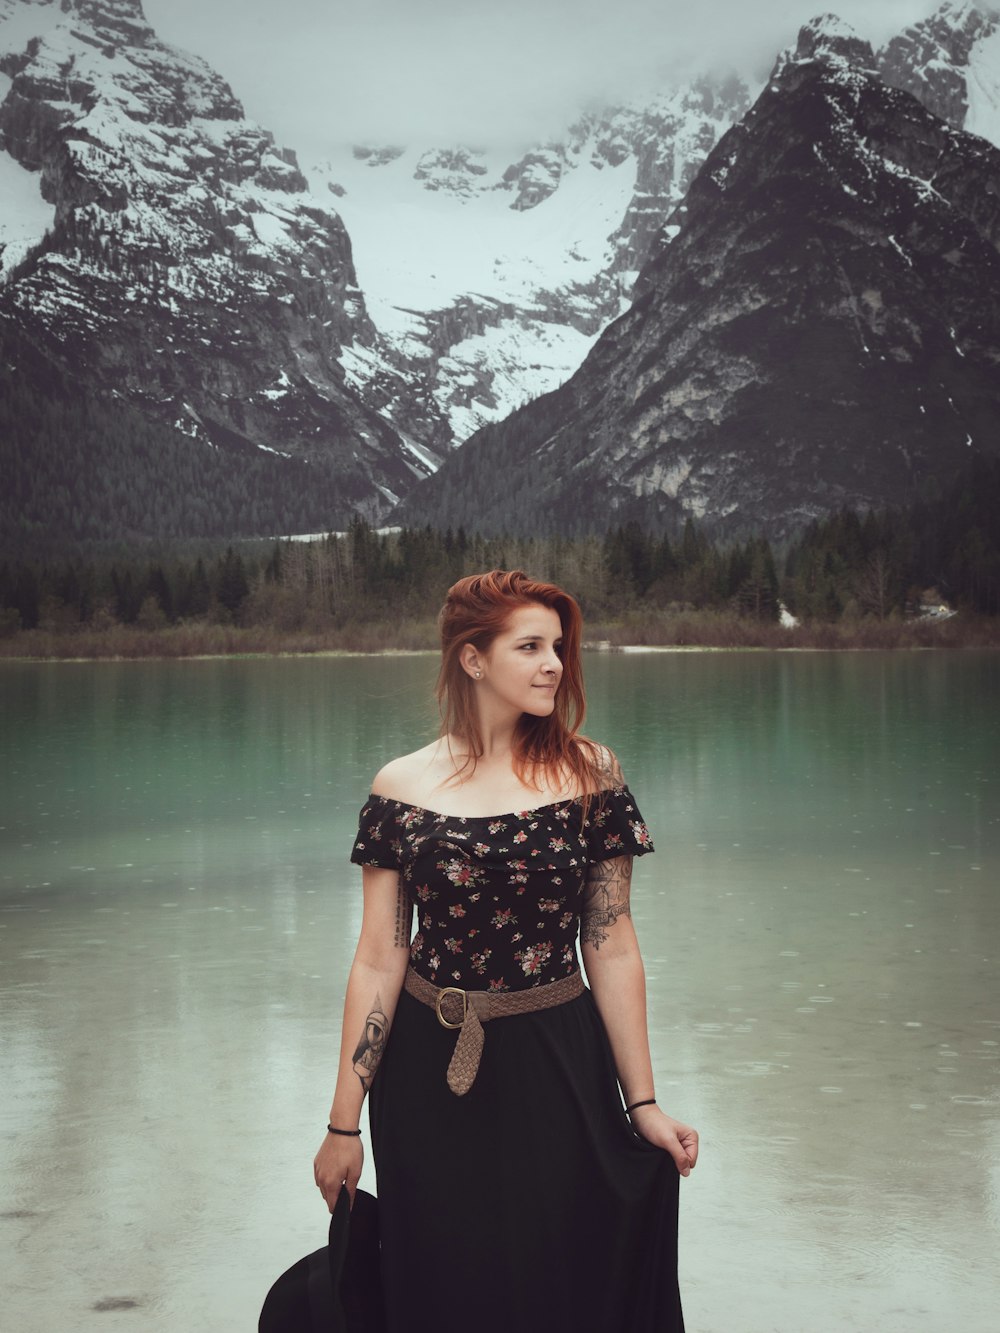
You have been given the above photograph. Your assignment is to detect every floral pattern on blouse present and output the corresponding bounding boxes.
[350,786,654,993]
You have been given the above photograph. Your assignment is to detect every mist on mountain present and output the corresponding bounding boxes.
[142,0,949,149]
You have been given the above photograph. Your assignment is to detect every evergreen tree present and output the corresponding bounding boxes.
[735,539,779,621]
[216,547,250,616]
[181,558,212,618]
[7,564,41,629]
[111,566,141,623]
[145,565,175,622]
[264,542,283,584]
[680,517,707,570]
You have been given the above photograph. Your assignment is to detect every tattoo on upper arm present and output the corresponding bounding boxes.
[352,993,389,1093]
[394,881,412,949]
[580,856,633,950]
[594,744,624,789]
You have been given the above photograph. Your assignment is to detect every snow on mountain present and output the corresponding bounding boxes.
[310,71,759,448]
[317,3,999,457]
[313,136,633,445]
[395,17,1000,537]
[5,0,1000,545]
[0,0,58,52]
[0,0,427,528]
[0,98,53,268]
[772,10,879,77]
[0,1,58,267]
[966,20,1000,141]
[317,142,632,341]
[877,1,1000,144]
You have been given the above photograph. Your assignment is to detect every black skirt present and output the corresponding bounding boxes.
[369,985,684,1333]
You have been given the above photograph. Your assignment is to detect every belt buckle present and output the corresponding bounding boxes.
[435,986,467,1030]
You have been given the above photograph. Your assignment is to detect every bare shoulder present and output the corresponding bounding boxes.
[582,738,624,789]
[370,740,447,802]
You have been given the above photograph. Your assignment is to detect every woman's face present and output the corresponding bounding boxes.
[475,603,564,719]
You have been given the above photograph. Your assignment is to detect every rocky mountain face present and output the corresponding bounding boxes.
[4,1,1000,541]
[310,72,759,449]
[773,12,879,78]
[0,0,433,527]
[878,0,1000,134]
[393,24,1000,537]
[315,3,1000,459]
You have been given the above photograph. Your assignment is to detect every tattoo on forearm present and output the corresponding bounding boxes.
[580,856,633,950]
[352,993,389,1093]
[394,882,412,949]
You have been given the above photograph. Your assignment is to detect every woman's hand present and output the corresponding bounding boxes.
[313,1131,364,1211]
[629,1104,699,1177]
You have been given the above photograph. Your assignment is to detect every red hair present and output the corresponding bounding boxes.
[436,569,606,796]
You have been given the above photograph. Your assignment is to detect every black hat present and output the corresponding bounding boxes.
[259,1187,384,1333]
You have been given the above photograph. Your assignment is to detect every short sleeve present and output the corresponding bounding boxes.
[350,797,404,870]
[585,785,655,863]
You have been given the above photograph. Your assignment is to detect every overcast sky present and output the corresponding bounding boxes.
[141,0,968,152]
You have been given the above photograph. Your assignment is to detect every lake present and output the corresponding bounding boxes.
[1,650,998,1331]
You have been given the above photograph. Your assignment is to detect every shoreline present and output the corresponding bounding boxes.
[1,609,996,662]
[2,634,997,664]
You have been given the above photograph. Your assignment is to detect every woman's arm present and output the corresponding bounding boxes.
[581,855,698,1177]
[313,865,412,1209]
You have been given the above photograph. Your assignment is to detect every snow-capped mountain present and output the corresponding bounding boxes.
[4,1,1000,543]
[393,18,1000,537]
[311,73,760,448]
[878,0,1000,140]
[0,0,433,526]
[313,2,1000,456]
[772,11,880,78]
[311,138,635,453]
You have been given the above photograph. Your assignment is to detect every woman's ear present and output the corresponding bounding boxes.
[459,643,482,680]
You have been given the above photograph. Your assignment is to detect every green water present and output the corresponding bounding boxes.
[1,652,998,1331]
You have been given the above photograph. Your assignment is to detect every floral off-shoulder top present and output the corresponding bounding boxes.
[350,785,654,993]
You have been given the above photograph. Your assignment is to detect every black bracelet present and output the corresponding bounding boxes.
[625,1098,656,1115]
[327,1124,362,1137]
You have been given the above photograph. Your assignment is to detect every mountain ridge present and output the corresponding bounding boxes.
[391,26,1000,536]
[878,0,1000,132]
[312,71,760,449]
[314,3,1000,454]
[0,0,433,533]
[3,1,1000,544]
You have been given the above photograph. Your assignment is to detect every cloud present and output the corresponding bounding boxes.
[143,0,961,150]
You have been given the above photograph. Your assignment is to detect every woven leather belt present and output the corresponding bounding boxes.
[404,966,585,1096]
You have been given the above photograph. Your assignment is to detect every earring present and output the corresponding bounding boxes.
[475,671,482,679]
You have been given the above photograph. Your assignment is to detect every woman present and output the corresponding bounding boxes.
[313,569,698,1333]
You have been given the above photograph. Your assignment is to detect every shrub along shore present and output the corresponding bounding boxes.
[1,608,997,661]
